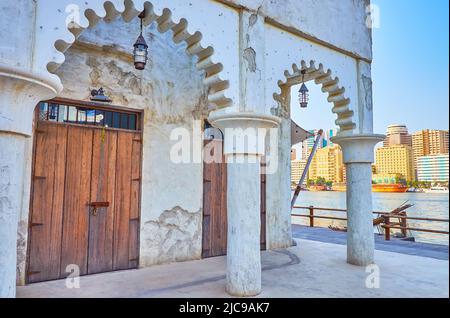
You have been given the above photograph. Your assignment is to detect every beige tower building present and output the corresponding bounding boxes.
[384,124,412,147]
[291,148,297,161]
[375,145,415,182]
[412,129,449,158]
[291,160,308,186]
[309,145,344,183]
[412,129,449,178]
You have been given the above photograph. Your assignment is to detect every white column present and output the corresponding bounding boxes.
[226,153,262,296]
[209,114,279,297]
[332,134,384,266]
[0,75,58,297]
[0,133,27,297]
[208,9,279,296]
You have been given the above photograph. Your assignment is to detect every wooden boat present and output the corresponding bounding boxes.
[372,184,408,193]
[309,185,328,192]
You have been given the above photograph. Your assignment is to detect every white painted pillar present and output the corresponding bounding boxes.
[0,75,58,297]
[226,153,262,296]
[0,133,27,297]
[208,114,279,297]
[208,9,281,296]
[332,135,384,266]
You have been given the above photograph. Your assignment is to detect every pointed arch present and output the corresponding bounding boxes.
[33,0,238,110]
[274,60,356,134]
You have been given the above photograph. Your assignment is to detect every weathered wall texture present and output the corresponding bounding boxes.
[16,17,208,282]
[1,134,28,295]
[222,0,372,60]
[3,0,377,291]
[265,24,359,132]
[15,137,33,286]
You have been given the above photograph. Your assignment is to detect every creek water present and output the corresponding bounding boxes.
[292,191,449,246]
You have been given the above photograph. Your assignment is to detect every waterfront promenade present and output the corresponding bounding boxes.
[18,228,449,298]
[292,225,449,260]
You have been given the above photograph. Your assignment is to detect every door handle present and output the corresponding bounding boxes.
[89,202,110,216]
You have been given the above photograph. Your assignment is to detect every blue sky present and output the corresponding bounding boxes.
[291,0,449,135]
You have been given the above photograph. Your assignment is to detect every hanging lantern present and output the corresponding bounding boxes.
[133,12,148,70]
[298,70,309,108]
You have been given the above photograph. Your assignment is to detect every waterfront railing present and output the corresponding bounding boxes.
[292,206,449,241]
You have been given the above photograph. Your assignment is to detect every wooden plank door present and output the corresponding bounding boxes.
[28,115,142,283]
[59,126,93,278]
[87,129,117,274]
[27,122,67,283]
[112,131,142,271]
[202,140,266,258]
[202,140,228,258]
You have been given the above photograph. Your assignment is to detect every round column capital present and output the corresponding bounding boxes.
[208,112,280,156]
[208,112,281,131]
[331,134,385,164]
[0,67,60,137]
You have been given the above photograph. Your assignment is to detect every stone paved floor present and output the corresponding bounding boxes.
[17,239,449,298]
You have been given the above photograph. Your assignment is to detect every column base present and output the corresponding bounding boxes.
[226,286,262,298]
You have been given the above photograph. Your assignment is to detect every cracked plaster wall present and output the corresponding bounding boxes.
[223,0,372,60]
[17,17,207,282]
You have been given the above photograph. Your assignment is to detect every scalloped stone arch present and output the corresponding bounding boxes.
[34,0,235,109]
[274,60,356,134]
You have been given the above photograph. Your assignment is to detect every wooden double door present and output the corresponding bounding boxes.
[27,120,142,283]
[202,140,266,258]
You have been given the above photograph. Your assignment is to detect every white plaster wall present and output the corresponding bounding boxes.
[223,0,372,60]
[265,24,360,133]
[0,0,34,69]
[265,117,292,249]
[16,17,208,281]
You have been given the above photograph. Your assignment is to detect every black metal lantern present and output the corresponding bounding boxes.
[298,70,309,108]
[133,12,148,70]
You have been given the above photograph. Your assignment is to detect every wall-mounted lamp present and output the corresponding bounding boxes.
[90,88,112,103]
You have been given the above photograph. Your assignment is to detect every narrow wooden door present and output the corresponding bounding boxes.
[28,107,142,283]
[202,140,267,258]
[202,140,228,258]
[87,129,117,274]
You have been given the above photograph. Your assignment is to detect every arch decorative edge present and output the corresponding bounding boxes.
[35,0,233,109]
[274,60,356,134]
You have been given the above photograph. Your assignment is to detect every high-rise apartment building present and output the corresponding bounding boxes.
[302,129,326,159]
[416,154,449,182]
[412,129,449,179]
[291,159,308,186]
[291,148,297,161]
[375,145,415,182]
[324,128,339,147]
[384,124,412,147]
[309,145,344,183]
[412,129,449,158]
